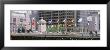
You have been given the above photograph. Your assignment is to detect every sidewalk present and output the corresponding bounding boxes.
[11,32,100,38]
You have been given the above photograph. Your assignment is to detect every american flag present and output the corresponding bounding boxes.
[32,18,36,27]
[63,16,67,22]
[48,19,52,24]
[78,18,82,22]
[57,19,59,22]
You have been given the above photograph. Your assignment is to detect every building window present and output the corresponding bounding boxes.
[20,18,24,22]
[13,18,16,22]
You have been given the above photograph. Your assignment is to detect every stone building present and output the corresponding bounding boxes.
[10,10,32,33]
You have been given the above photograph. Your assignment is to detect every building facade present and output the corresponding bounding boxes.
[10,10,100,35]
[38,10,76,33]
[76,10,100,33]
[10,10,32,33]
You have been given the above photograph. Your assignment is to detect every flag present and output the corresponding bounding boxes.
[32,18,35,26]
[32,17,36,30]
[78,18,82,22]
[63,18,66,22]
[37,22,39,24]
[88,23,89,25]
[48,19,52,24]
[57,19,59,22]
[87,16,92,21]
[63,16,67,22]
[71,19,74,22]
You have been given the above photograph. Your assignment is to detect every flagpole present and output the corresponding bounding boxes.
[58,11,59,33]
[65,11,67,35]
[74,10,77,32]
[51,11,52,28]
[50,11,52,32]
